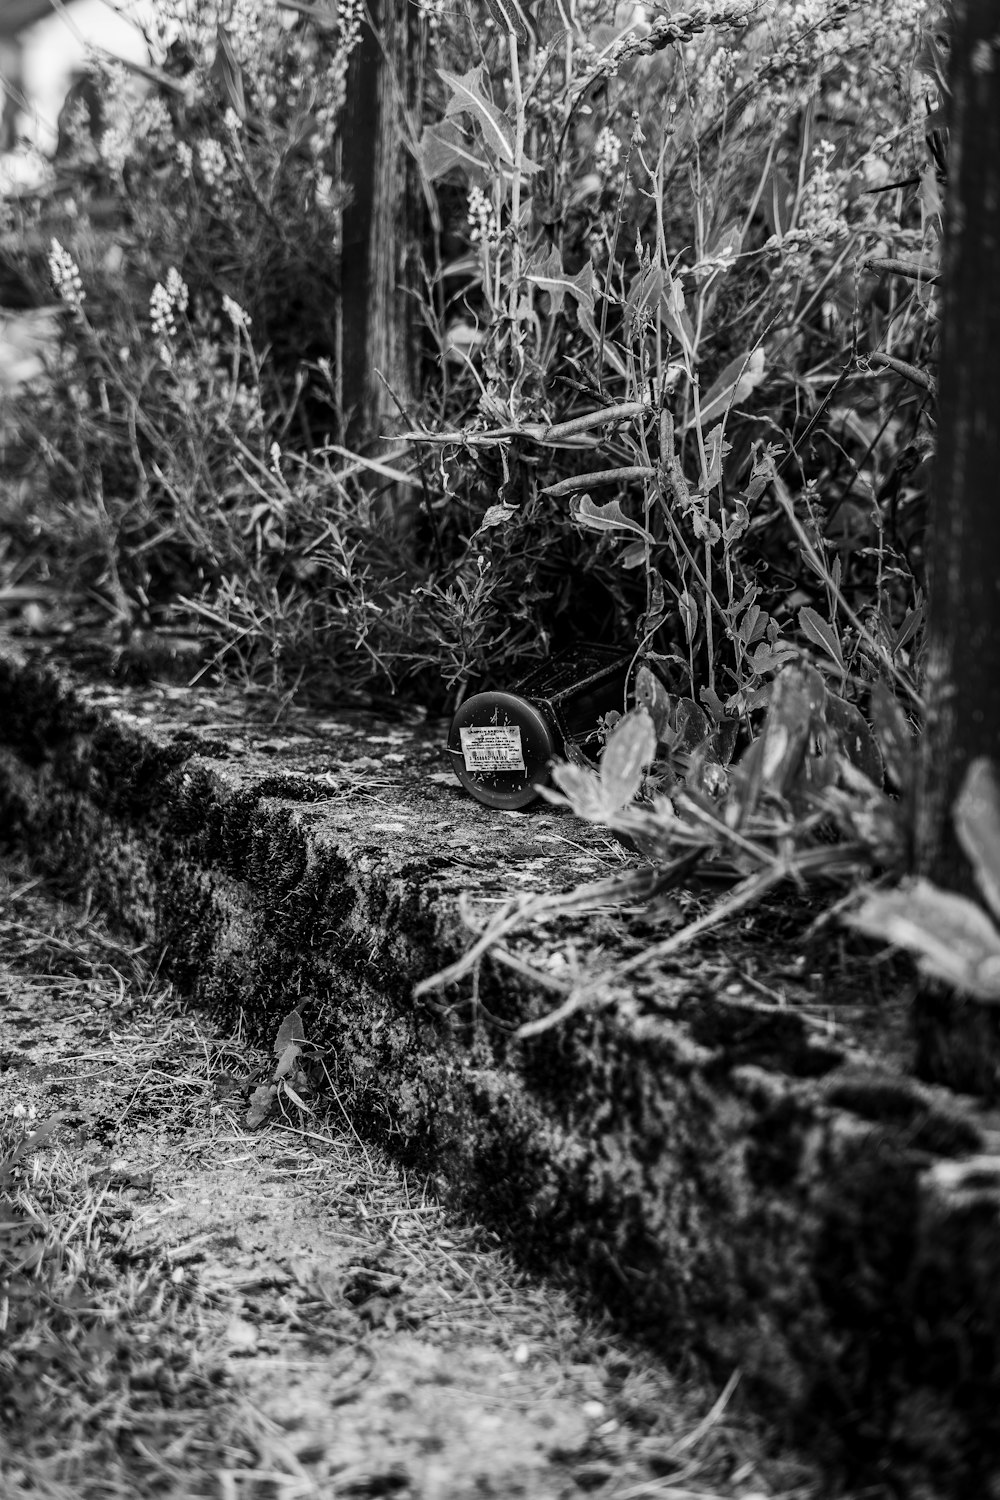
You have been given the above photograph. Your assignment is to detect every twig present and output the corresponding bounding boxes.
[863,257,940,286]
[864,352,937,397]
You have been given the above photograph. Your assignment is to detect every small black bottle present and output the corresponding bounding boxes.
[447,644,632,809]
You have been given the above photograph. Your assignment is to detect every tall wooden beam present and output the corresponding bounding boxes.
[915,1,1000,1092]
[338,0,422,504]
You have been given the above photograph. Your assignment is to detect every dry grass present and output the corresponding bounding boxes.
[0,854,854,1500]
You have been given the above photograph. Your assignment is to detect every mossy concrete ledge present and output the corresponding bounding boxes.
[2,636,1000,1495]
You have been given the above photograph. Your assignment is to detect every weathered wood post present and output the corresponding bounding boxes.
[914,0,1000,1090]
[338,0,422,501]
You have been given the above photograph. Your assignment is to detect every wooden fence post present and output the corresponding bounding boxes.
[338,0,422,505]
[915,0,1000,1091]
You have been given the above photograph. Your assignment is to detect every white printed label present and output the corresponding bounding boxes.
[460,724,525,773]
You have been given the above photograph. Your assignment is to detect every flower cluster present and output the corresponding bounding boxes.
[48,239,85,312]
[593,127,622,185]
[99,72,175,178]
[222,294,252,331]
[197,138,229,192]
[150,267,190,362]
[467,185,500,246]
[417,0,447,34]
[797,140,848,247]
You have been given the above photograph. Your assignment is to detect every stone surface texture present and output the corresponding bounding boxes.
[2,634,1000,1496]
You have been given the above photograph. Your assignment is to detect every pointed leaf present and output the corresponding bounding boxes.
[955,758,1000,925]
[600,709,656,810]
[847,879,1000,1001]
[618,540,647,569]
[282,1082,314,1113]
[525,247,594,320]
[476,503,518,531]
[546,761,612,821]
[735,663,825,817]
[439,66,514,165]
[824,694,884,786]
[211,23,246,119]
[247,1084,277,1128]
[571,495,654,542]
[691,348,766,430]
[761,164,796,238]
[274,1041,302,1080]
[673,698,713,754]
[635,665,673,742]
[678,589,699,645]
[419,121,490,182]
[870,681,915,794]
[798,606,845,672]
[704,423,731,490]
[275,1008,305,1055]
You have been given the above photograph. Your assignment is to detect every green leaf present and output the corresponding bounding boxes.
[281,1081,313,1113]
[678,589,699,645]
[547,761,613,821]
[955,758,1000,925]
[525,247,595,319]
[247,1084,277,1128]
[692,348,766,430]
[870,681,915,794]
[703,423,731,490]
[635,665,673,741]
[618,540,647,569]
[275,1008,305,1055]
[673,698,712,754]
[211,23,247,119]
[439,66,514,166]
[570,495,654,542]
[797,606,845,672]
[824,693,883,786]
[475,503,518,531]
[748,640,798,676]
[734,663,826,817]
[418,121,490,183]
[600,709,657,810]
[274,1041,302,1080]
[848,878,1000,1001]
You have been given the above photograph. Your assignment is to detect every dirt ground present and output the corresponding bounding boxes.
[0,850,859,1500]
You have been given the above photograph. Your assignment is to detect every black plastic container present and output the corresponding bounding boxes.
[447,644,632,809]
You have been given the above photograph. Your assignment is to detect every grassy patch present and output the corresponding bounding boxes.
[0,1125,263,1500]
[0,857,841,1499]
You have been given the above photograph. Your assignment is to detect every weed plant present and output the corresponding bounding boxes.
[0,0,944,716]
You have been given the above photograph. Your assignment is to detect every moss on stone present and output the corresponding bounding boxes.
[3,635,1000,1494]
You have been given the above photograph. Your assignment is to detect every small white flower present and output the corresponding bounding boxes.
[197,138,227,190]
[594,126,622,183]
[467,184,499,247]
[270,442,282,474]
[165,266,189,315]
[150,268,189,361]
[222,294,251,330]
[48,239,85,312]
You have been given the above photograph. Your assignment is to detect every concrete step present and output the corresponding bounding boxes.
[2,634,999,1496]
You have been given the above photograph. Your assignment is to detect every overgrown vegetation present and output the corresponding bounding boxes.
[1,0,944,708]
[0,0,962,979]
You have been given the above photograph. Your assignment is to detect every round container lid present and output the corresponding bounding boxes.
[447,691,558,810]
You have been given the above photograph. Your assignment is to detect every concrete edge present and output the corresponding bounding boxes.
[2,636,1000,1495]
